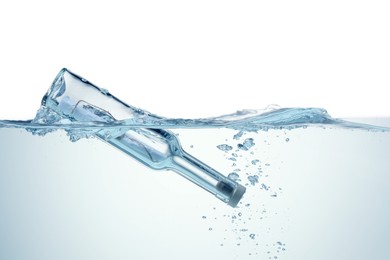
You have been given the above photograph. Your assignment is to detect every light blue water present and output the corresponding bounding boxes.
[0,106,390,260]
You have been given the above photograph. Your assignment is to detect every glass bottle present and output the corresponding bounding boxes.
[41,68,246,207]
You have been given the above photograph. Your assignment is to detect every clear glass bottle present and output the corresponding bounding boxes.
[41,68,246,207]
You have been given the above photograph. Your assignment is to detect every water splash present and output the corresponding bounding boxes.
[1,106,389,143]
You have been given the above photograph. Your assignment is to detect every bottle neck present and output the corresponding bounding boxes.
[170,150,246,207]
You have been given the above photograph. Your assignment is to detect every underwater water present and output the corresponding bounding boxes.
[0,108,390,260]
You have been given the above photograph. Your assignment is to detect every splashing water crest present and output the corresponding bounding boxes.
[1,105,390,137]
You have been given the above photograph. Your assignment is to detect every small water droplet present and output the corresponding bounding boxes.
[233,131,244,140]
[261,183,269,190]
[249,233,256,239]
[238,138,255,151]
[228,172,240,181]
[217,144,233,152]
[251,159,260,165]
[248,175,259,186]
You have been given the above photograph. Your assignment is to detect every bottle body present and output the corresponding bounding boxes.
[41,68,246,207]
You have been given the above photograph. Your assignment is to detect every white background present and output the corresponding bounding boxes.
[1,2,390,259]
[0,0,389,120]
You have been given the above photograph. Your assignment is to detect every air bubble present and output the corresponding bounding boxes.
[228,172,240,181]
[217,144,233,152]
[248,175,259,186]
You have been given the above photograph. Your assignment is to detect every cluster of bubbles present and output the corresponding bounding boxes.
[200,129,290,258]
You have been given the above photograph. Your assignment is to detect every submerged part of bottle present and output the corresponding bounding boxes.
[41,68,246,207]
